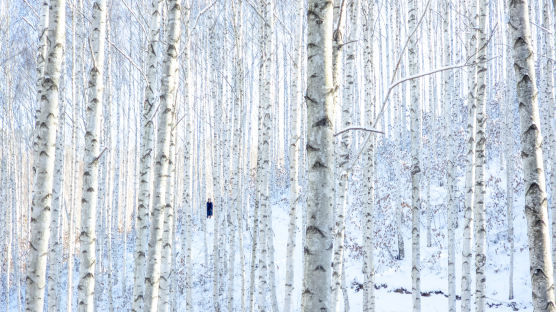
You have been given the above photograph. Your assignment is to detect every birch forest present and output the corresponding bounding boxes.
[1,0,556,311]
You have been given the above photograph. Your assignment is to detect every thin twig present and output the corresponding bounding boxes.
[107,39,148,82]
[334,127,385,137]
[192,1,218,31]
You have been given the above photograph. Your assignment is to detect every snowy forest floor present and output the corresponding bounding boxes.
[2,162,535,311]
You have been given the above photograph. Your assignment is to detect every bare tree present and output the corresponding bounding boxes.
[302,0,334,310]
[508,0,556,311]
[25,0,66,310]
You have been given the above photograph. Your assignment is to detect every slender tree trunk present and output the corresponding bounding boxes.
[132,1,162,310]
[331,0,348,309]
[25,0,66,310]
[284,1,304,311]
[509,1,556,310]
[77,1,107,310]
[539,0,556,293]
[361,0,376,310]
[473,0,488,309]
[144,1,182,310]
[408,0,422,309]
[159,123,177,312]
[461,0,478,309]
[302,0,334,310]
[48,77,65,312]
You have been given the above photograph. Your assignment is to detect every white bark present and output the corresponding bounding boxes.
[159,124,177,312]
[442,2,456,310]
[540,0,556,292]
[331,0,348,309]
[302,0,334,311]
[509,1,556,310]
[48,80,65,312]
[256,0,273,309]
[25,0,66,310]
[361,0,376,310]
[144,0,181,310]
[408,0,421,309]
[284,1,304,311]
[473,0,488,309]
[77,1,106,310]
[132,1,162,311]
[461,0,478,309]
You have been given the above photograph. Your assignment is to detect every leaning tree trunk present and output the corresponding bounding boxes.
[508,1,556,311]
[132,0,162,311]
[302,0,334,311]
[408,0,421,309]
[144,0,182,310]
[25,0,65,310]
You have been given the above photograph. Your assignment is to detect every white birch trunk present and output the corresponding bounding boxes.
[284,1,304,311]
[331,0,348,309]
[144,1,181,310]
[77,1,106,310]
[461,0,478,309]
[47,82,65,312]
[408,0,421,310]
[132,1,162,310]
[473,0,488,309]
[509,1,556,310]
[539,0,556,292]
[302,0,334,310]
[159,124,177,312]
[25,0,65,310]
[361,0,376,310]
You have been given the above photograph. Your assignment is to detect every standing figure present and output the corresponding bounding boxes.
[207,198,213,219]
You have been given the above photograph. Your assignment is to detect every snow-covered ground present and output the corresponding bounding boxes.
[2,161,536,311]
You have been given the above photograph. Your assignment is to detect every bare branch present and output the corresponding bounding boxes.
[334,127,385,137]
[107,39,148,82]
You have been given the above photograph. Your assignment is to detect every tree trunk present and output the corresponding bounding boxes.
[284,1,304,311]
[47,78,66,312]
[77,1,106,310]
[509,0,556,310]
[461,0,478,309]
[408,0,422,309]
[331,0,348,309]
[473,0,488,309]
[144,0,182,310]
[25,0,65,310]
[302,0,334,311]
[132,1,162,310]
[361,0,376,310]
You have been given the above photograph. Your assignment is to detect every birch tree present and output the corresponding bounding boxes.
[331,0,348,309]
[77,1,107,310]
[302,0,334,311]
[461,0,478,309]
[25,0,66,310]
[361,0,376,310]
[284,1,304,311]
[144,0,182,310]
[408,0,422,309]
[508,0,556,311]
[132,1,162,310]
[473,0,488,309]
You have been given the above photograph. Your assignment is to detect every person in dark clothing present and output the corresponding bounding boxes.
[207,198,213,219]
